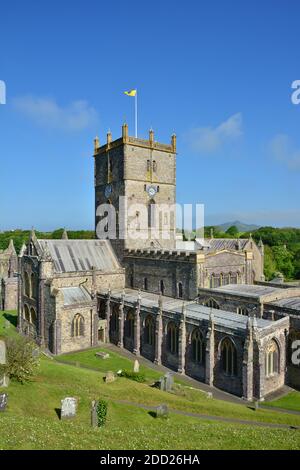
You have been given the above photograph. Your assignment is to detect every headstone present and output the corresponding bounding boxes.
[207,392,213,399]
[0,375,9,387]
[91,400,99,427]
[0,340,6,365]
[60,397,77,419]
[103,371,115,383]
[0,393,8,412]
[159,372,174,392]
[133,359,140,373]
[155,404,168,418]
[95,352,110,360]
[4,320,10,329]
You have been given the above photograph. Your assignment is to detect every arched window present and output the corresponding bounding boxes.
[30,307,37,325]
[148,199,156,229]
[145,315,155,346]
[265,339,279,377]
[24,272,31,297]
[221,338,237,376]
[288,330,300,366]
[73,314,84,337]
[160,280,165,295]
[31,273,37,299]
[237,306,248,316]
[144,278,148,291]
[191,329,205,364]
[130,274,134,288]
[205,298,220,309]
[230,272,237,284]
[24,304,30,322]
[167,322,179,355]
[111,308,118,332]
[126,311,135,339]
[222,273,230,286]
[178,282,183,298]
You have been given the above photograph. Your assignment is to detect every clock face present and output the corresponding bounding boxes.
[147,186,157,198]
[104,184,112,199]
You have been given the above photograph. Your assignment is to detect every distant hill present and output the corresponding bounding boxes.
[216,221,260,233]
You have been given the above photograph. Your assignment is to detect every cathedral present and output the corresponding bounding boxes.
[10,124,300,400]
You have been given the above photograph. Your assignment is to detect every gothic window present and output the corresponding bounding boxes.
[191,329,205,364]
[237,306,248,316]
[153,160,157,172]
[130,274,134,288]
[31,273,37,299]
[30,307,37,325]
[178,282,183,298]
[265,339,279,377]
[222,273,230,286]
[73,314,85,337]
[221,338,237,376]
[167,322,179,355]
[111,308,118,332]
[147,160,151,171]
[205,298,220,309]
[160,280,165,295]
[148,199,156,229]
[144,278,148,291]
[145,315,155,346]
[230,272,238,284]
[24,304,30,322]
[126,311,135,339]
[24,272,31,297]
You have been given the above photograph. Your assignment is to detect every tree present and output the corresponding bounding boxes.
[226,225,239,237]
[0,336,40,383]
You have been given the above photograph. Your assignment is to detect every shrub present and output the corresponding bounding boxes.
[120,370,146,382]
[96,399,108,427]
[0,336,40,383]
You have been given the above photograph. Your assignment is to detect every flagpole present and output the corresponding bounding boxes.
[135,90,138,138]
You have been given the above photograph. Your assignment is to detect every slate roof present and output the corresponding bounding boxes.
[270,297,300,311]
[37,239,120,273]
[214,284,282,298]
[202,238,249,253]
[101,288,273,332]
[60,286,92,306]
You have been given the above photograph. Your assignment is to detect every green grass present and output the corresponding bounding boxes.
[57,347,162,382]
[0,310,18,338]
[264,391,300,413]
[0,356,300,449]
[1,310,300,449]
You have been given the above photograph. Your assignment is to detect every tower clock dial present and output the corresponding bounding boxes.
[147,185,157,198]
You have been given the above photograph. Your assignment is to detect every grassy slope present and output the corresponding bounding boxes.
[264,392,300,413]
[0,358,300,450]
[0,311,300,449]
[0,310,18,338]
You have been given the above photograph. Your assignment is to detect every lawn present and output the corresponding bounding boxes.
[264,391,300,413]
[57,347,162,382]
[0,310,17,338]
[1,309,300,449]
[1,358,300,450]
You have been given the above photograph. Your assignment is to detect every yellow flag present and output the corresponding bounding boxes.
[124,89,137,97]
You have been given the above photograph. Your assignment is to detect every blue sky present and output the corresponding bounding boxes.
[0,0,300,230]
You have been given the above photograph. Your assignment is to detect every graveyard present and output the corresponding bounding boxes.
[1,309,300,449]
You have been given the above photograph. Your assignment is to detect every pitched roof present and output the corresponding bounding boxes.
[59,286,92,306]
[37,239,121,273]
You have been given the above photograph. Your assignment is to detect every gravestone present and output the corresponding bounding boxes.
[159,372,174,392]
[155,404,168,418]
[0,393,8,412]
[95,352,110,360]
[0,340,9,388]
[0,340,6,364]
[103,371,115,383]
[133,359,140,373]
[207,392,213,399]
[91,400,99,427]
[60,397,77,419]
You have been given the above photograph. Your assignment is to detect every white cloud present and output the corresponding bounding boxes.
[13,96,98,131]
[270,134,300,171]
[186,113,243,154]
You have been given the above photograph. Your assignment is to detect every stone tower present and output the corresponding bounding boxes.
[94,124,177,258]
